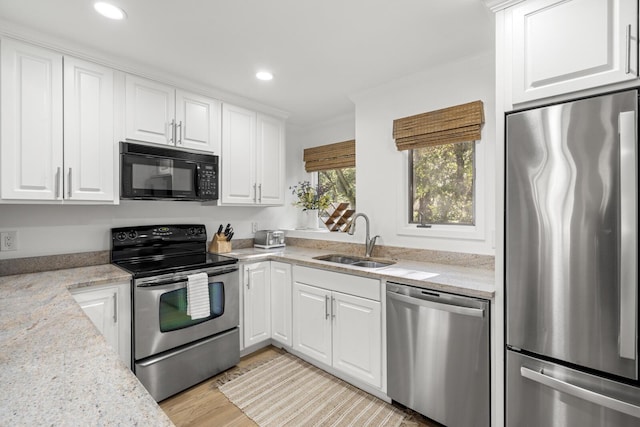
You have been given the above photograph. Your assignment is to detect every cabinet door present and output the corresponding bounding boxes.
[72,282,131,369]
[256,114,285,205]
[293,282,332,365]
[63,57,115,201]
[1,38,63,200]
[332,291,381,388]
[221,104,256,204]
[511,0,638,103]
[243,262,271,348]
[175,90,221,154]
[270,262,292,346]
[125,75,175,145]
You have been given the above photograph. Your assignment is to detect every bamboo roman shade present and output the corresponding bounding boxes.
[393,100,484,151]
[303,139,355,172]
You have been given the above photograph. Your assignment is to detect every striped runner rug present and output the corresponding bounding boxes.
[219,353,406,427]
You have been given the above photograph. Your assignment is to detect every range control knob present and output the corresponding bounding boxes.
[187,227,196,235]
[128,231,137,239]
[197,227,205,235]
[115,232,127,241]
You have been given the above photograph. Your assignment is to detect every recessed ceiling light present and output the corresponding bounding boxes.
[94,2,127,20]
[256,71,274,81]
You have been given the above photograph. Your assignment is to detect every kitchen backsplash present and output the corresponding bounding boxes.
[0,237,493,277]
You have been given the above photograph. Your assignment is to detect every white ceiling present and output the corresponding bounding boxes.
[0,0,494,127]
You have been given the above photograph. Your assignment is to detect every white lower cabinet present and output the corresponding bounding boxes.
[242,261,271,348]
[292,266,382,389]
[241,260,293,350]
[270,261,292,347]
[71,281,131,369]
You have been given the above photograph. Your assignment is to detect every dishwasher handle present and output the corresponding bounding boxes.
[387,290,485,318]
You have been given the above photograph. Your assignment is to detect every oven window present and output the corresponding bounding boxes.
[159,281,225,332]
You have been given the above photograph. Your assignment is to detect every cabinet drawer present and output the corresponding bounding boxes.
[293,266,380,301]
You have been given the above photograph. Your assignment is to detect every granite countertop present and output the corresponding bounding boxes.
[225,246,495,299]
[0,264,174,426]
[0,244,494,425]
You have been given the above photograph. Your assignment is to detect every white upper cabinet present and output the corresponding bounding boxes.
[1,39,63,200]
[125,75,221,154]
[64,56,114,201]
[256,113,286,205]
[125,76,175,146]
[221,103,285,206]
[510,0,638,103]
[221,104,257,204]
[1,39,116,203]
[176,90,221,153]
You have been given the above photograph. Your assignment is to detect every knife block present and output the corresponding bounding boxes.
[208,234,232,253]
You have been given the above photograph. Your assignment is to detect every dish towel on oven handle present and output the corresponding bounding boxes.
[187,272,211,319]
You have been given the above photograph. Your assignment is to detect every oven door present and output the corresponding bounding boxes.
[121,152,199,200]
[134,268,239,360]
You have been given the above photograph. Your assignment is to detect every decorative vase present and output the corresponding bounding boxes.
[304,209,319,229]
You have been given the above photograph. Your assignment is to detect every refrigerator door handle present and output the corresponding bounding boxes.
[521,367,640,419]
[619,110,637,360]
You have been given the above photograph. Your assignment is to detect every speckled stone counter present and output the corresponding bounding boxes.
[225,246,495,299]
[0,264,174,426]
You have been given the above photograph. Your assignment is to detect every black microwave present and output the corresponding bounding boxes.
[120,142,218,201]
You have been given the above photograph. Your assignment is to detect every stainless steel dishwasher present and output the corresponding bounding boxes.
[387,282,490,427]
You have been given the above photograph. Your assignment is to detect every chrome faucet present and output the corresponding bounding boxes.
[348,213,380,258]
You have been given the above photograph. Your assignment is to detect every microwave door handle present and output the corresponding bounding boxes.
[194,164,201,199]
[618,110,637,360]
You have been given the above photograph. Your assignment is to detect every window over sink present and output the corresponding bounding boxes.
[393,101,483,228]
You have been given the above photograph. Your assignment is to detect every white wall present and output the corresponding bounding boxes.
[289,51,496,255]
[0,201,292,259]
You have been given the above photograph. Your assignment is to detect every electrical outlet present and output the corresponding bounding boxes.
[251,222,258,233]
[1,231,17,251]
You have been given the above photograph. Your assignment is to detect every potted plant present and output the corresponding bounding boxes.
[290,181,331,229]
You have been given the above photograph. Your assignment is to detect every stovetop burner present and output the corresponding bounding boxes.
[111,224,237,278]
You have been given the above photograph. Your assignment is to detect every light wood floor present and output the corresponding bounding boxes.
[159,345,439,427]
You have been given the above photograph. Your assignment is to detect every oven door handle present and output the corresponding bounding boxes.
[137,279,189,290]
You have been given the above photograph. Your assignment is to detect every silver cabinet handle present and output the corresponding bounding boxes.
[113,292,118,323]
[245,267,251,289]
[387,291,485,318]
[177,120,183,145]
[258,183,262,204]
[55,167,61,198]
[169,119,176,144]
[331,296,336,319]
[521,367,640,418]
[625,24,631,74]
[325,295,330,319]
[67,168,72,198]
[618,110,637,360]
[253,183,257,203]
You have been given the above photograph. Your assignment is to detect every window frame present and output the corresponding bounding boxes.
[396,140,487,241]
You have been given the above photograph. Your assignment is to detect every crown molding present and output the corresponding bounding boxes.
[481,0,526,12]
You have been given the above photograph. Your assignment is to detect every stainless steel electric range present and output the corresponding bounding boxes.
[111,224,239,402]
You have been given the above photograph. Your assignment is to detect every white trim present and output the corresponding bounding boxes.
[482,0,526,12]
[396,140,487,242]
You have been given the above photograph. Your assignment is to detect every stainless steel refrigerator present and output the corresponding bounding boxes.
[506,89,640,426]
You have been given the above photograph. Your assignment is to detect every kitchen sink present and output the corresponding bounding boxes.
[313,254,395,269]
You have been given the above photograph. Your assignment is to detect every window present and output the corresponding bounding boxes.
[409,142,474,225]
[393,100,484,228]
[318,167,356,210]
[304,139,357,213]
